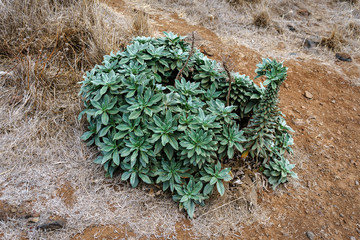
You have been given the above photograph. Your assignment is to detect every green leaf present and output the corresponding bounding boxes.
[80,131,93,141]
[216,181,225,196]
[101,112,109,125]
[129,110,142,119]
[139,174,152,184]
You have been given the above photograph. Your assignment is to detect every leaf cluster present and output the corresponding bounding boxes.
[78,33,296,217]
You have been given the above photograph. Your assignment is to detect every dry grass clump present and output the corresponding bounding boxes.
[346,21,360,38]
[228,0,262,7]
[252,11,271,28]
[131,10,152,36]
[0,0,135,110]
[320,29,347,51]
[0,0,132,69]
[337,0,358,4]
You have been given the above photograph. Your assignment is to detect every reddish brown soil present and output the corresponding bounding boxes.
[74,0,360,239]
[56,181,77,208]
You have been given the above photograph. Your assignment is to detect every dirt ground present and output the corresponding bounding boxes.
[1,0,360,239]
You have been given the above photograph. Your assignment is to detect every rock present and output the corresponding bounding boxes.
[284,82,289,88]
[340,213,344,217]
[306,231,315,240]
[28,217,39,223]
[37,220,65,231]
[304,91,313,99]
[355,180,359,186]
[304,39,319,49]
[287,24,296,32]
[297,8,311,16]
[331,99,336,104]
[350,237,356,240]
[293,118,305,125]
[336,53,352,62]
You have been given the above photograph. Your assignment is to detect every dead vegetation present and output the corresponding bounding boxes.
[145,0,360,62]
[252,10,271,28]
[320,29,347,51]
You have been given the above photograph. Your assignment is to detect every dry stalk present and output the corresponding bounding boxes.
[223,61,233,106]
[175,31,195,83]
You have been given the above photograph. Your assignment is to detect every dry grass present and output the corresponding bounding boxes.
[131,9,152,36]
[228,0,262,7]
[144,0,360,63]
[320,28,347,51]
[252,10,271,28]
[346,21,360,38]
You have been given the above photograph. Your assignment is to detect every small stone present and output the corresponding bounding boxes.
[37,220,65,231]
[304,39,318,49]
[331,99,336,104]
[297,8,311,16]
[293,119,305,126]
[284,82,289,88]
[287,24,296,32]
[336,53,352,62]
[306,231,315,240]
[304,91,313,99]
[355,180,359,186]
[350,237,356,240]
[28,217,39,223]
[340,213,344,217]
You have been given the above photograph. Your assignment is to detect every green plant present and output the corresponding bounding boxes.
[263,155,297,189]
[79,33,296,218]
[200,162,232,196]
[173,177,208,218]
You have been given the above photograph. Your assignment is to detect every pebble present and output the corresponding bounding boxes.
[284,82,289,88]
[37,220,65,231]
[28,217,39,223]
[304,39,318,49]
[293,119,305,126]
[306,231,315,240]
[287,24,296,32]
[336,53,352,62]
[297,8,311,16]
[339,213,344,217]
[350,237,356,240]
[304,91,313,99]
[355,180,359,186]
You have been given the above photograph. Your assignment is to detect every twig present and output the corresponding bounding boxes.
[175,31,195,84]
[223,61,233,106]
[197,195,246,219]
[0,166,16,176]
[197,181,258,219]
